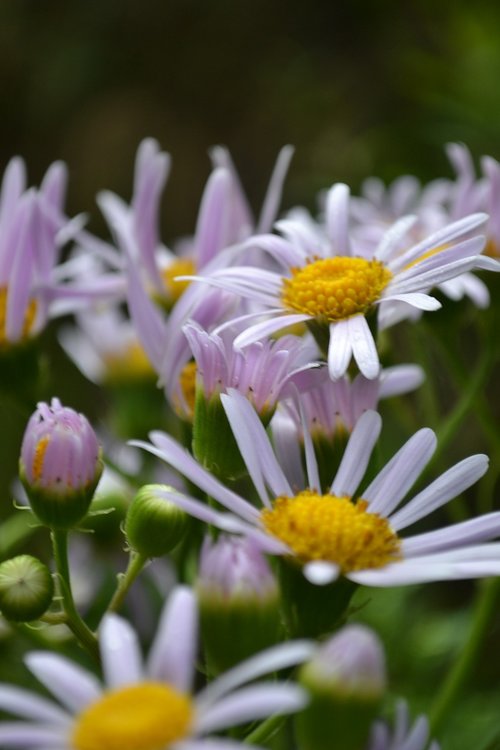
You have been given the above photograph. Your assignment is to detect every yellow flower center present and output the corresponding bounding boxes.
[103,342,155,384]
[173,361,198,420]
[0,286,37,347]
[485,238,500,258]
[161,258,196,306]
[73,682,193,750]
[281,257,392,322]
[261,490,401,573]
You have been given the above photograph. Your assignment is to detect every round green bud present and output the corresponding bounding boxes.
[125,485,189,557]
[0,555,54,622]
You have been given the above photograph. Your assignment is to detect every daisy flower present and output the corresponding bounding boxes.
[134,390,500,587]
[368,701,439,750]
[0,586,312,750]
[187,183,497,379]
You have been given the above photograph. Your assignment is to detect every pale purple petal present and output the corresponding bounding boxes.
[195,684,307,734]
[24,653,101,713]
[379,365,424,398]
[331,410,382,496]
[195,641,315,710]
[221,390,292,503]
[363,429,437,516]
[389,454,489,530]
[270,410,305,490]
[0,724,68,748]
[195,168,231,269]
[234,314,311,350]
[0,685,71,725]
[99,614,144,688]
[147,586,197,692]
[257,145,295,233]
[402,512,500,556]
[175,738,266,750]
[349,559,500,586]
[374,215,418,263]
[132,433,259,523]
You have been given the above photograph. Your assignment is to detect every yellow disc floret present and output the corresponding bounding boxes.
[0,286,37,348]
[162,258,196,305]
[103,342,155,384]
[73,682,193,750]
[173,360,198,420]
[261,490,401,573]
[281,257,392,322]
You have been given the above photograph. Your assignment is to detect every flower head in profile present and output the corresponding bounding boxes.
[368,700,440,750]
[0,586,312,750]
[135,390,500,587]
[188,183,496,379]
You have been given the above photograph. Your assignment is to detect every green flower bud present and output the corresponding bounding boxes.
[197,536,282,675]
[296,625,386,750]
[125,485,189,557]
[0,555,54,622]
[19,398,103,529]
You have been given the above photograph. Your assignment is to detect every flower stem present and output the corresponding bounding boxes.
[429,577,500,734]
[244,714,286,745]
[107,551,147,614]
[51,528,99,662]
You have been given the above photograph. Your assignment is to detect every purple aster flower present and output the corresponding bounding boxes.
[19,398,103,528]
[185,183,497,379]
[0,586,312,750]
[134,390,500,588]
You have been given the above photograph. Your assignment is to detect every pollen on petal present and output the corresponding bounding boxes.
[281,257,392,322]
[32,436,50,482]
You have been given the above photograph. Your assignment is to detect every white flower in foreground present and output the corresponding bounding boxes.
[0,586,312,750]
[134,391,500,587]
[368,700,439,750]
[185,183,497,379]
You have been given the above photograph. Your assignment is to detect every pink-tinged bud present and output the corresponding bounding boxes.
[19,398,103,529]
[297,625,386,750]
[197,536,281,674]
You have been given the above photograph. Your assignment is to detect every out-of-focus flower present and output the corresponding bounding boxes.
[0,586,312,750]
[368,701,440,750]
[135,391,500,590]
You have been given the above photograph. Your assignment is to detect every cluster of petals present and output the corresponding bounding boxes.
[0,586,312,750]
[134,391,500,587]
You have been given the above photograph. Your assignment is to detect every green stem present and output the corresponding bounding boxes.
[429,577,500,734]
[51,529,99,661]
[244,714,286,745]
[107,551,147,614]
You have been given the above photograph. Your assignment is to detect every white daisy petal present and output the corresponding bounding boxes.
[380,292,441,311]
[303,561,340,585]
[174,740,266,750]
[374,215,418,263]
[363,429,437,516]
[331,410,382,497]
[132,433,259,523]
[221,390,292,503]
[326,183,351,255]
[390,454,489,530]
[0,685,71,725]
[100,614,144,689]
[195,641,315,711]
[402,512,500,556]
[233,314,310,350]
[348,315,380,379]
[350,559,500,586]
[24,653,101,713]
[0,723,68,748]
[195,684,307,734]
[328,320,353,380]
[147,586,198,692]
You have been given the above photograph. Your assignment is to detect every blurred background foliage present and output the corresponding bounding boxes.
[1,1,500,748]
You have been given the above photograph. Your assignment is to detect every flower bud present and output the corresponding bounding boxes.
[19,398,103,529]
[197,535,282,674]
[124,485,189,557]
[0,555,54,622]
[296,624,386,750]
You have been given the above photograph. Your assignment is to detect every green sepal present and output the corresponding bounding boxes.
[192,388,247,481]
